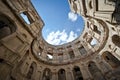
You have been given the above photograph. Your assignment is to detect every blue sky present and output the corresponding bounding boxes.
[31,0,84,45]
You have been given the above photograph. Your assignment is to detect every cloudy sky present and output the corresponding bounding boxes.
[31,0,84,45]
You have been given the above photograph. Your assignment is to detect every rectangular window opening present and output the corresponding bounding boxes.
[47,53,53,60]
[90,38,98,46]
[78,46,87,55]
[69,51,75,59]
[20,12,34,24]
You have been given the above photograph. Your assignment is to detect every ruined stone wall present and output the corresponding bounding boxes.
[0,0,120,80]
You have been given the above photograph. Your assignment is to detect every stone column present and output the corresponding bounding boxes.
[34,71,41,80]
[39,70,44,80]
[52,72,58,80]
[53,53,57,63]
[80,64,92,80]
[66,71,74,80]
[41,50,47,60]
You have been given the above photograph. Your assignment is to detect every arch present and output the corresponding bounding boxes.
[0,59,12,80]
[58,69,66,80]
[73,66,83,80]
[88,61,105,80]
[112,35,120,48]
[0,14,16,39]
[102,51,120,68]
[89,0,93,9]
[42,68,52,80]
[27,62,37,79]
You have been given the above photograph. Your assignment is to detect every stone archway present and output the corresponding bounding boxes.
[73,66,83,80]
[58,69,66,80]
[88,61,105,80]
[102,51,120,68]
[0,14,16,39]
[42,68,52,80]
[27,62,37,79]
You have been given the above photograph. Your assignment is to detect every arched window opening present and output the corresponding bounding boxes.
[0,21,11,39]
[42,68,52,80]
[112,35,120,48]
[102,51,120,68]
[73,66,83,80]
[89,1,93,9]
[27,65,33,79]
[88,61,105,80]
[0,15,16,39]
[58,69,66,80]
[27,62,37,79]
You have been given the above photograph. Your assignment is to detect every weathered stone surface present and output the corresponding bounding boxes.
[0,0,120,80]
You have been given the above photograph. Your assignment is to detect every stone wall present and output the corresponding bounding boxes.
[0,0,120,80]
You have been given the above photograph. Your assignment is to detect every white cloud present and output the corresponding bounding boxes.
[46,30,78,45]
[68,11,78,22]
[67,31,78,42]
[59,30,68,41]
[46,31,61,45]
